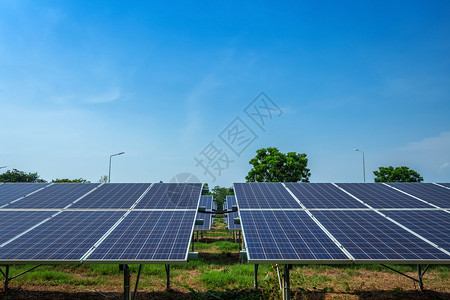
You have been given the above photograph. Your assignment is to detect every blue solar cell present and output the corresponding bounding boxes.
[0,211,55,244]
[7,183,100,209]
[311,210,450,261]
[240,210,349,262]
[285,183,366,209]
[195,213,212,230]
[386,183,450,209]
[195,196,213,230]
[0,183,49,207]
[71,183,151,209]
[383,210,450,252]
[234,183,301,209]
[135,183,202,209]
[226,196,241,230]
[0,211,124,262]
[85,211,196,262]
[198,195,213,210]
[336,183,433,208]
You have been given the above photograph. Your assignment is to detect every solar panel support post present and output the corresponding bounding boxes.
[381,264,430,291]
[165,264,170,290]
[132,264,143,300]
[283,264,290,300]
[238,231,242,251]
[123,264,131,300]
[254,264,259,289]
[417,264,430,292]
[3,265,9,291]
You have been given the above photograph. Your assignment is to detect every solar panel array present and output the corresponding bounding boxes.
[0,183,203,264]
[226,196,241,230]
[235,182,450,264]
[194,195,213,230]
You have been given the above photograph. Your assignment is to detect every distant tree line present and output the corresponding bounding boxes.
[0,169,90,183]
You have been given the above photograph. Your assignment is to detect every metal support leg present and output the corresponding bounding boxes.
[196,231,199,242]
[284,264,290,300]
[254,264,259,289]
[123,264,131,300]
[132,264,143,300]
[4,265,9,291]
[418,264,424,292]
[165,264,170,290]
[191,233,194,252]
[238,231,242,251]
[201,231,203,240]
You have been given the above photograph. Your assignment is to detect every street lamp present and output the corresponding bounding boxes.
[354,148,366,183]
[108,152,125,183]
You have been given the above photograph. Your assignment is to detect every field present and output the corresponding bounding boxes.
[1,218,449,299]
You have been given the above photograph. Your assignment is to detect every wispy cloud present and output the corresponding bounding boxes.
[84,87,121,104]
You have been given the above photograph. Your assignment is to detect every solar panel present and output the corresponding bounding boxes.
[234,182,301,209]
[285,183,366,209]
[0,183,49,207]
[0,211,124,262]
[438,183,450,189]
[240,210,349,263]
[85,210,196,262]
[226,196,241,230]
[336,183,433,208]
[195,196,213,230]
[383,210,450,252]
[386,183,450,209]
[70,183,151,209]
[135,183,202,209]
[0,211,55,245]
[6,183,100,209]
[311,210,450,262]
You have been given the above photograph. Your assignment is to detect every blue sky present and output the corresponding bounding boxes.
[0,1,449,186]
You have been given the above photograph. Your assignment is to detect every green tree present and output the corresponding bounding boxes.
[245,147,311,182]
[210,185,234,210]
[0,169,46,183]
[52,178,91,183]
[373,166,423,183]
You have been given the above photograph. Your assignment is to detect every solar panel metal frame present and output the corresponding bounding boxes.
[0,183,51,208]
[83,210,198,264]
[310,209,450,264]
[239,210,351,264]
[0,183,203,265]
[233,182,302,209]
[385,183,450,209]
[285,183,367,209]
[234,182,450,265]
[382,209,450,252]
[335,183,435,209]
[0,210,126,264]
[5,183,101,209]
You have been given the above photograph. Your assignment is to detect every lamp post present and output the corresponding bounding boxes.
[354,148,365,183]
[108,152,125,183]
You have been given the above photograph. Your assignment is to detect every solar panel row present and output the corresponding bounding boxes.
[235,182,450,264]
[235,183,450,210]
[0,183,203,264]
